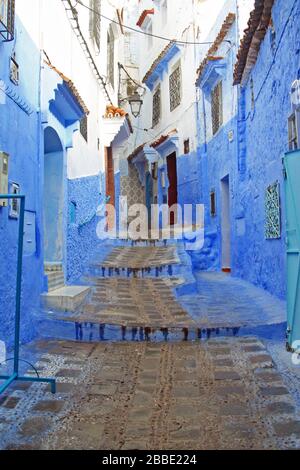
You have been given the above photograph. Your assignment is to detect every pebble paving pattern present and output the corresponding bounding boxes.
[95,246,180,270]
[1,339,300,450]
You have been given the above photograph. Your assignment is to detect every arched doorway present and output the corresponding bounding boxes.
[44,127,64,263]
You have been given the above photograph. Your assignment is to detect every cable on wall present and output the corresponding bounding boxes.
[61,0,113,105]
[76,0,232,46]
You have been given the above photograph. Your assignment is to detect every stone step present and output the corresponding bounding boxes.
[44,262,63,273]
[46,272,65,292]
[41,286,91,312]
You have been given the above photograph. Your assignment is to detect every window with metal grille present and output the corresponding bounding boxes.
[210,190,216,217]
[0,0,15,41]
[169,63,181,111]
[107,27,115,88]
[184,139,190,155]
[80,115,88,142]
[89,0,101,51]
[288,112,300,150]
[152,86,161,127]
[265,182,281,240]
[211,81,223,135]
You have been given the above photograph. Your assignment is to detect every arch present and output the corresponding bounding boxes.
[43,127,64,263]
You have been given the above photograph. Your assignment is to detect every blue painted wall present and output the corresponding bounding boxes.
[0,18,42,348]
[233,0,300,299]
[195,0,300,300]
[67,175,101,283]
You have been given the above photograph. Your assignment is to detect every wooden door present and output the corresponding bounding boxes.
[167,152,178,225]
[105,146,115,231]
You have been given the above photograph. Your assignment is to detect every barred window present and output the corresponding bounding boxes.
[265,182,281,240]
[89,0,101,51]
[210,190,216,217]
[0,0,15,41]
[211,81,223,135]
[152,86,161,127]
[169,63,181,111]
[184,139,190,155]
[107,27,115,88]
[80,115,88,142]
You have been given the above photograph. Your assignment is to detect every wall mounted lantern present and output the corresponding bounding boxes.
[118,62,145,118]
[127,92,143,118]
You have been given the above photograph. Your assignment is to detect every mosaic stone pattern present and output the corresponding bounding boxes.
[121,163,145,209]
[1,339,300,450]
[265,181,281,240]
[58,277,195,328]
[98,246,179,269]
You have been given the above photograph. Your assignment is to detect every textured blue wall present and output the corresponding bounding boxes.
[194,0,300,300]
[233,0,300,299]
[0,18,42,348]
[67,175,101,283]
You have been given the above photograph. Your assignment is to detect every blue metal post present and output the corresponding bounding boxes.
[0,194,56,395]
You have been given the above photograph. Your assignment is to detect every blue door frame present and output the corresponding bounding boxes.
[284,150,300,350]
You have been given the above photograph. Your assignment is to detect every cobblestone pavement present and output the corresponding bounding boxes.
[57,278,195,328]
[94,246,180,270]
[180,272,285,328]
[1,338,300,450]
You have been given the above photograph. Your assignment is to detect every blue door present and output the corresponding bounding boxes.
[284,149,300,349]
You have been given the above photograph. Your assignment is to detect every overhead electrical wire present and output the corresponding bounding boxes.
[75,0,232,46]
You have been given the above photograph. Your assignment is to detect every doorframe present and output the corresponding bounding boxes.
[166,151,178,226]
[220,174,231,272]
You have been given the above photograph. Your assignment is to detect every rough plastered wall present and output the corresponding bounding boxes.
[233,0,300,299]
[67,175,102,283]
[0,18,42,348]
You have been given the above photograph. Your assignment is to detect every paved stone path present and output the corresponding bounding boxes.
[94,246,180,270]
[180,272,285,328]
[57,278,195,328]
[1,339,300,450]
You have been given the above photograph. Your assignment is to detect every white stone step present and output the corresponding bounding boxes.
[41,286,91,312]
[46,272,65,292]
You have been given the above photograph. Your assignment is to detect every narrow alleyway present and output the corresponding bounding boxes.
[1,242,300,450]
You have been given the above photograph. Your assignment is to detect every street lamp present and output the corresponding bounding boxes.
[118,62,145,118]
[128,92,143,118]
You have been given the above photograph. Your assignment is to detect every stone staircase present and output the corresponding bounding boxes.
[44,262,65,292]
[42,262,90,312]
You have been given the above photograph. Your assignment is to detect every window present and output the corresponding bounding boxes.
[0,0,15,41]
[10,53,19,85]
[210,190,216,217]
[265,182,281,240]
[152,86,161,127]
[169,63,182,111]
[89,0,101,51]
[288,112,300,150]
[184,139,190,155]
[9,182,19,219]
[211,81,223,135]
[107,27,115,88]
[80,115,88,142]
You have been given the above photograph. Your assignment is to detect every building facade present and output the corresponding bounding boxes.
[195,0,300,300]
[0,0,133,347]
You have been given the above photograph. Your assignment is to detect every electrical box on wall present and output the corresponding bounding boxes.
[0,152,9,207]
